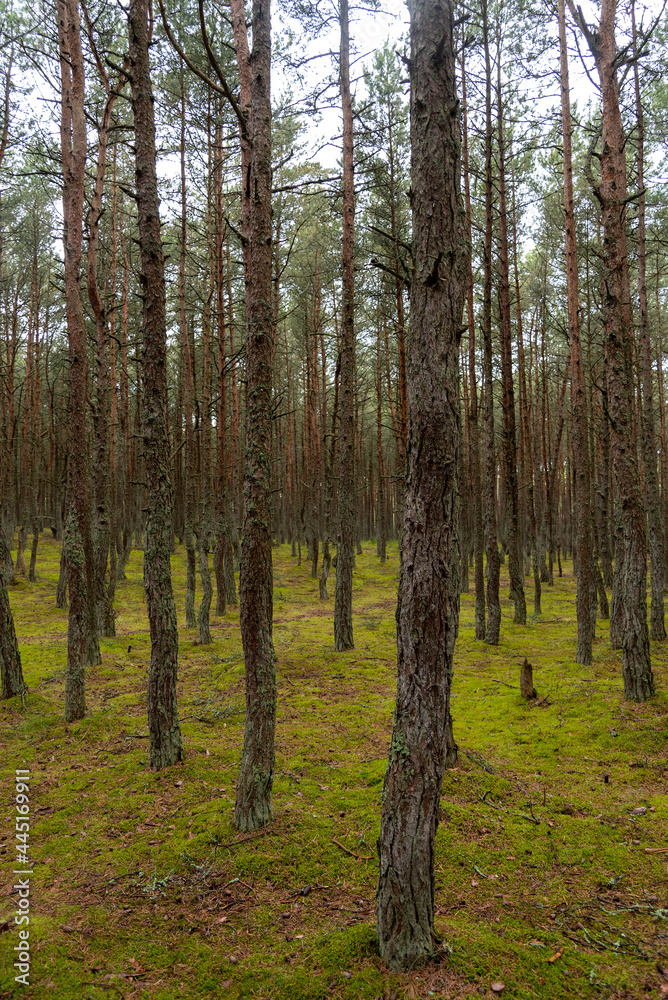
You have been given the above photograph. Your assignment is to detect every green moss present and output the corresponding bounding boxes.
[0,534,666,997]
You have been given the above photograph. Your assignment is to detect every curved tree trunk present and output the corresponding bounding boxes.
[377,0,467,969]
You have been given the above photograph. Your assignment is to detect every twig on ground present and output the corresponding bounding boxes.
[332,838,373,861]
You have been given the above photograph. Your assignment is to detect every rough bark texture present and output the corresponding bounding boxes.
[179,80,197,630]
[572,0,654,700]
[376,0,467,969]
[197,535,212,645]
[558,0,592,664]
[128,0,184,768]
[481,0,501,645]
[520,659,537,700]
[234,0,277,832]
[333,0,355,652]
[633,7,665,642]
[58,0,99,722]
[0,538,25,699]
[376,323,386,563]
[496,60,525,626]
[462,50,485,641]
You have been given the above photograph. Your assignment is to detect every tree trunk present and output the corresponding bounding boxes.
[232,0,277,832]
[481,0,500,645]
[571,0,653,699]
[179,76,197,629]
[128,0,184,767]
[58,0,99,723]
[496,46,525,626]
[377,0,467,969]
[633,5,664,641]
[462,48,485,639]
[0,531,24,699]
[86,57,118,640]
[376,322,386,563]
[334,0,355,652]
[558,0,592,663]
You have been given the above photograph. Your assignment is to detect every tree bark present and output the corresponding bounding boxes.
[128,0,184,767]
[558,0,592,663]
[0,532,24,699]
[496,46,525,626]
[570,0,654,699]
[58,0,100,723]
[481,0,501,645]
[334,0,355,651]
[462,48,485,639]
[179,75,197,629]
[233,0,277,832]
[376,0,467,969]
[632,5,664,641]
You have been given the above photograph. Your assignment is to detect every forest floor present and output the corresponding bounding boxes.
[1,536,667,1000]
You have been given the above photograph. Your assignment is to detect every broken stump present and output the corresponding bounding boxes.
[520,658,537,699]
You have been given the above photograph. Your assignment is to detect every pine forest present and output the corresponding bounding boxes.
[1,0,668,996]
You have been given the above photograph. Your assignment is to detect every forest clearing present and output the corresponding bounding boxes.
[1,536,667,999]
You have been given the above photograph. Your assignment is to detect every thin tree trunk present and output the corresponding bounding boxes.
[179,75,197,629]
[482,0,501,645]
[495,44,525,625]
[58,0,99,722]
[558,0,592,663]
[128,0,184,767]
[85,48,119,640]
[375,321,386,563]
[334,0,355,652]
[633,5,664,641]
[462,48,485,639]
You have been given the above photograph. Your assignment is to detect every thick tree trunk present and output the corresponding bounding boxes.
[334,0,355,651]
[377,0,467,969]
[571,0,653,699]
[128,0,184,767]
[233,0,277,832]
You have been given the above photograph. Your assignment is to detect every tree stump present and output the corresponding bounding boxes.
[520,659,537,699]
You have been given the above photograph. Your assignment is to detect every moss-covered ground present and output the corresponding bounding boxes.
[1,535,667,999]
